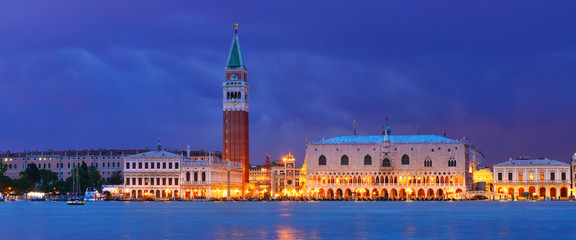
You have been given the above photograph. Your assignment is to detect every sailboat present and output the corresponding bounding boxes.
[67,168,85,205]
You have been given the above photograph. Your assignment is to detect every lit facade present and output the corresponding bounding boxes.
[305,129,485,199]
[121,144,243,200]
[249,164,272,197]
[179,150,243,199]
[123,143,183,200]
[494,157,571,199]
[271,153,304,197]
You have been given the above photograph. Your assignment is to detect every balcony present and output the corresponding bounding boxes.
[380,166,392,172]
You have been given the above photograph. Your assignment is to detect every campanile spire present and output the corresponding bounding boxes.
[227,23,245,68]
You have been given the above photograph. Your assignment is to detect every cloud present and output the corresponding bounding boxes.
[0,2,575,166]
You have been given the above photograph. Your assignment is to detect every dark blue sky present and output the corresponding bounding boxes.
[1,1,575,166]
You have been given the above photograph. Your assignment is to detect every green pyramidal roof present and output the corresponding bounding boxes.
[227,29,245,68]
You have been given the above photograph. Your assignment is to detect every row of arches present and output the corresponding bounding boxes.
[497,185,570,199]
[226,91,246,100]
[424,158,432,167]
[309,173,465,186]
[317,154,457,167]
[309,187,463,199]
[131,189,179,199]
[185,172,207,182]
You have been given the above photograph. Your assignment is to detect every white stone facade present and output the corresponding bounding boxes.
[305,134,485,199]
[179,156,243,199]
[123,149,183,200]
[123,146,243,200]
[494,158,571,199]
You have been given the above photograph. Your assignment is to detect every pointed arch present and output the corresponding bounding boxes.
[401,154,409,165]
[341,155,349,165]
[318,155,327,165]
[382,158,391,167]
[424,157,432,167]
[364,155,372,165]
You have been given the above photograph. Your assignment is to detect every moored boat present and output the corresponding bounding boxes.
[67,168,85,206]
[67,199,85,205]
[84,188,100,201]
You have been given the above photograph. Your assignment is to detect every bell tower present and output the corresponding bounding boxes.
[223,24,250,184]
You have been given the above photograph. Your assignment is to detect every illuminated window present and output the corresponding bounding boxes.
[519,173,523,181]
[540,172,544,181]
[529,172,534,181]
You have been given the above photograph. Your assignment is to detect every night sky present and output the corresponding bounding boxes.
[1,2,575,166]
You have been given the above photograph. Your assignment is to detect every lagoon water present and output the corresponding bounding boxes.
[1,201,574,239]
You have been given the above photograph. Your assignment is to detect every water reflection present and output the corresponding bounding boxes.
[275,226,298,240]
[0,201,574,239]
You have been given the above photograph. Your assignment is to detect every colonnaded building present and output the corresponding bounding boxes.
[493,157,571,200]
[122,143,243,200]
[305,127,485,199]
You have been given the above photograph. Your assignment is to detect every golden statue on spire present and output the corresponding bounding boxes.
[235,23,238,30]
